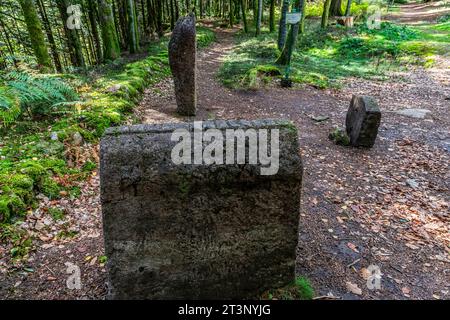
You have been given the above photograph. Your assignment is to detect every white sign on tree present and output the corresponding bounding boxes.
[286,12,302,25]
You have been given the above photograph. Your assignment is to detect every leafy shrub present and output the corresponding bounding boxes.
[437,14,450,23]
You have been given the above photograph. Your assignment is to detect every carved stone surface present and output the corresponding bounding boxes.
[100,119,302,299]
[346,95,381,148]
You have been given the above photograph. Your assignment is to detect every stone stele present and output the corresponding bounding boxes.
[168,13,197,116]
[100,119,302,299]
[346,95,381,148]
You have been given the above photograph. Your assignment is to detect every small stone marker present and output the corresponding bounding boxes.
[169,13,197,116]
[346,95,381,148]
[100,120,302,299]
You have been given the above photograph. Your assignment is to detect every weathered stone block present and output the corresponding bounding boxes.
[169,13,197,116]
[346,95,381,148]
[100,120,302,299]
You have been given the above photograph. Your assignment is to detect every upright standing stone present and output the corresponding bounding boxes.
[169,13,197,116]
[100,120,302,299]
[346,95,381,148]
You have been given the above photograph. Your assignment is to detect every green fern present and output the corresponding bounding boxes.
[0,71,78,124]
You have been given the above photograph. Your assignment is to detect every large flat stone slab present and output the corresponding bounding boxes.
[394,108,431,119]
[100,120,302,299]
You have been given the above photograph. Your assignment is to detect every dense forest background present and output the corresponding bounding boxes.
[0,0,377,72]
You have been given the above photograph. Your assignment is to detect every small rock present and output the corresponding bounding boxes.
[395,109,431,119]
[311,115,330,122]
[50,132,59,141]
[346,281,362,295]
[106,84,123,93]
[72,132,83,146]
[406,179,419,189]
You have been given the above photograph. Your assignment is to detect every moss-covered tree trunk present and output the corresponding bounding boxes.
[99,0,121,61]
[36,0,62,72]
[345,0,353,16]
[269,0,276,32]
[126,0,140,53]
[276,0,304,66]
[229,0,234,26]
[277,0,289,50]
[19,0,53,71]
[240,0,248,33]
[87,0,102,62]
[255,0,262,36]
[321,0,332,28]
[56,0,85,68]
[299,0,307,34]
[330,0,344,17]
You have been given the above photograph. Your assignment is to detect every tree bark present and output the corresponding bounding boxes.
[36,0,62,72]
[255,0,262,36]
[19,0,53,71]
[269,0,275,32]
[277,0,289,50]
[56,0,86,68]
[98,0,121,61]
[126,0,140,53]
[322,0,332,28]
[240,0,248,33]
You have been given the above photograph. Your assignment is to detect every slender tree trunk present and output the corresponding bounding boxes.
[276,0,303,65]
[87,0,102,63]
[56,0,85,68]
[269,0,275,32]
[19,0,53,71]
[240,0,248,33]
[255,0,262,36]
[330,0,344,17]
[299,0,307,34]
[156,0,163,37]
[322,0,332,28]
[345,0,353,16]
[229,0,234,26]
[98,0,121,61]
[126,0,140,53]
[36,0,62,72]
[278,0,289,50]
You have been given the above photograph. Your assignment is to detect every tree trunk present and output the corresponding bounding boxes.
[240,0,248,33]
[330,0,344,17]
[255,0,262,36]
[345,0,353,16]
[277,0,289,50]
[126,0,140,53]
[98,0,121,61]
[276,0,303,66]
[87,0,102,63]
[19,0,53,71]
[56,0,85,68]
[269,0,275,32]
[36,0,62,72]
[321,0,332,28]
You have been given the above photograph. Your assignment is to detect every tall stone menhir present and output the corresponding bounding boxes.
[169,13,197,116]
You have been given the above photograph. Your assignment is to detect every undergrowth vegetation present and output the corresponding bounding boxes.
[0,27,216,259]
[219,20,444,90]
[262,276,315,300]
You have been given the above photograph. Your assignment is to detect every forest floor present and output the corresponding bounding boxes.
[1,4,448,300]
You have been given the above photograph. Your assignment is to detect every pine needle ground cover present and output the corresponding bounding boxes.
[0,28,215,258]
[219,20,445,90]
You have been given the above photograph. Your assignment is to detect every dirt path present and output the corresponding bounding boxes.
[386,1,450,25]
[1,7,448,300]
